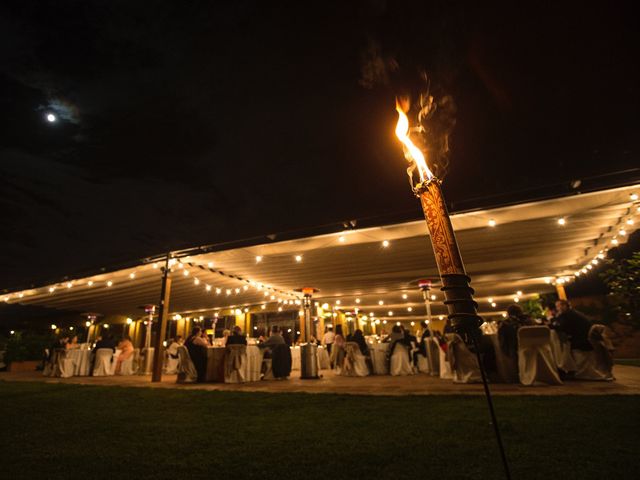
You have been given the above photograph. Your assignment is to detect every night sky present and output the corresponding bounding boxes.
[1,1,638,290]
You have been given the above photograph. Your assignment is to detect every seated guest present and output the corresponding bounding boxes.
[553,300,593,351]
[384,324,404,343]
[226,326,247,345]
[419,321,431,355]
[351,329,369,356]
[185,327,209,382]
[220,329,231,347]
[498,304,529,361]
[115,336,134,374]
[66,335,80,350]
[93,334,117,352]
[166,336,183,359]
[200,329,212,346]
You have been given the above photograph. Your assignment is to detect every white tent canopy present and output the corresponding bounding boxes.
[4,184,638,322]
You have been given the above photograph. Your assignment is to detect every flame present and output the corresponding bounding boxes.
[395,98,433,182]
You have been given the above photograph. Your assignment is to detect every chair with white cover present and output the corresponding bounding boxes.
[53,349,75,378]
[390,342,414,376]
[92,348,115,376]
[118,354,135,376]
[176,346,198,383]
[224,344,247,383]
[164,352,179,375]
[573,324,615,381]
[517,326,562,386]
[446,334,482,384]
[341,342,369,377]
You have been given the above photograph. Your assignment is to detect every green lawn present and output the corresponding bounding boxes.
[0,382,638,479]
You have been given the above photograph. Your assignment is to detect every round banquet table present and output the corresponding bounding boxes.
[433,337,453,379]
[67,344,92,376]
[244,345,263,381]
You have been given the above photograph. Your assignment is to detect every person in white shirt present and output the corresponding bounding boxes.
[166,336,183,358]
[322,327,335,355]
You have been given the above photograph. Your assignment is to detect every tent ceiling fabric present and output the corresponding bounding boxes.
[5,184,639,321]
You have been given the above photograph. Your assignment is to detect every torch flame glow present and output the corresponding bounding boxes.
[395,98,434,182]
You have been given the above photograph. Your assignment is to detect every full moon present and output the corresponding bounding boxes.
[46,113,56,122]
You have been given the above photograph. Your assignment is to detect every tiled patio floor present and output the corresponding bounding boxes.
[2,365,639,395]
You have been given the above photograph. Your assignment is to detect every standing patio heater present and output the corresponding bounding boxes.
[295,287,320,379]
[138,304,156,374]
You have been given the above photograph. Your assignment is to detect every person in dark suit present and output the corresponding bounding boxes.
[185,327,208,382]
[553,300,593,351]
[226,326,247,345]
[93,334,116,352]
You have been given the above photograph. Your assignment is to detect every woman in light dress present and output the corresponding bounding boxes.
[115,336,134,374]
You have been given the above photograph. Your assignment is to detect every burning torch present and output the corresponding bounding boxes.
[395,92,511,479]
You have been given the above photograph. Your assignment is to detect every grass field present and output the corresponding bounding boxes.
[0,381,638,479]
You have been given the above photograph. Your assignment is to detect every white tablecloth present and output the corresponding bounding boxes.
[434,338,453,379]
[67,344,92,376]
[291,346,301,370]
[243,345,263,381]
[369,343,389,375]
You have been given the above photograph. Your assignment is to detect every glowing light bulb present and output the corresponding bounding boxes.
[216,288,221,294]
[378,300,384,305]
[517,291,523,296]
[46,113,56,122]
[278,307,282,312]
[587,264,593,270]
[558,218,566,225]
[388,311,394,316]
[612,238,619,245]
[383,320,387,324]
[581,268,588,274]
[183,270,189,276]
[243,285,249,291]
[295,255,302,262]
[85,321,91,327]
[592,259,598,265]
[355,298,361,304]
[407,307,412,312]
[66,282,72,288]
[206,285,212,291]
[488,298,493,303]
[382,240,390,248]
[402,294,408,300]
[49,287,55,293]
[194,278,200,285]
[336,300,341,305]
[619,229,627,236]
[430,294,436,301]
[256,256,262,263]
[630,193,638,201]
[87,281,94,286]
[261,304,266,310]
[226,289,231,295]
[627,219,634,225]
[126,318,133,324]
[513,297,519,303]
[235,288,240,294]
[488,219,496,227]
[129,273,135,279]
[51,324,57,330]
[107,281,113,287]
[208,262,214,268]
[153,263,158,269]
[338,236,345,243]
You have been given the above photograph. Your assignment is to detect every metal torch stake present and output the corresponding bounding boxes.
[415,177,511,480]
